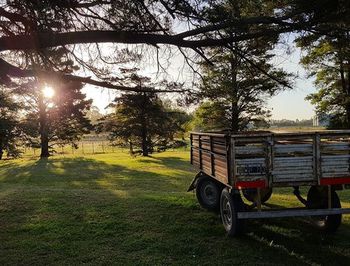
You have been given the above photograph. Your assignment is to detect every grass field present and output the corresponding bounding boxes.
[1,150,350,265]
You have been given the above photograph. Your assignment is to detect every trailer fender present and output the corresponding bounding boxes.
[187,172,203,192]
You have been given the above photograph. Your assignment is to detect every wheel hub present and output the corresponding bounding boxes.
[202,183,217,204]
[222,199,232,227]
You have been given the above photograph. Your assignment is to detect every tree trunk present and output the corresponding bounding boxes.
[129,140,134,155]
[140,93,149,156]
[40,133,50,158]
[229,5,241,132]
[141,124,148,156]
[0,137,3,160]
[338,45,350,127]
[339,59,350,126]
[38,94,50,158]
[230,42,240,132]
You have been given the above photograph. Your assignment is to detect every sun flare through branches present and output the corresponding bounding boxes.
[42,86,55,99]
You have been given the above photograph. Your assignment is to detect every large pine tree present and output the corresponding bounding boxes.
[22,79,92,157]
[196,0,291,131]
[101,90,180,156]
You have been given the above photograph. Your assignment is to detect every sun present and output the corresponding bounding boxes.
[42,86,55,98]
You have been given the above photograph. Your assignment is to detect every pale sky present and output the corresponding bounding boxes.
[82,40,317,120]
[267,40,316,120]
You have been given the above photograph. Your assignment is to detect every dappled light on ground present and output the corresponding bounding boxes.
[1,150,350,265]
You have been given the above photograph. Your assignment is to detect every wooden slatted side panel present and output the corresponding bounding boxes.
[320,138,350,179]
[274,143,313,154]
[233,138,268,184]
[235,145,265,155]
[191,133,202,169]
[213,154,229,184]
[272,136,315,183]
[201,151,212,174]
[212,139,227,154]
[273,156,314,182]
[321,156,350,177]
[191,130,350,187]
[191,144,200,168]
[190,133,229,185]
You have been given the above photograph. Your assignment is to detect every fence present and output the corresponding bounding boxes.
[19,140,189,158]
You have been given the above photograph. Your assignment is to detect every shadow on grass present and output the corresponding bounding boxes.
[239,190,350,265]
[0,156,200,264]
[1,155,350,265]
[0,156,190,192]
[139,155,194,172]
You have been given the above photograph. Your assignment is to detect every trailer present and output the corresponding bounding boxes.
[188,130,350,236]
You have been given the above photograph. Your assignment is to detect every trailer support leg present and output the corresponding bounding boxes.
[257,188,262,211]
[293,186,307,206]
[328,185,332,209]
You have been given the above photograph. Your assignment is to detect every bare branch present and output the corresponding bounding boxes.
[0,58,188,93]
[0,27,291,52]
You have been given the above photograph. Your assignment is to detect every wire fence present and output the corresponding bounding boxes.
[19,140,189,158]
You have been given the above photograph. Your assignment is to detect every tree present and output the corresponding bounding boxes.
[9,42,94,158]
[21,80,92,157]
[97,69,185,155]
[0,88,22,159]
[86,106,104,125]
[191,102,231,132]
[100,91,176,156]
[194,0,291,131]
[297,30,350,128]
[166,109,192,141]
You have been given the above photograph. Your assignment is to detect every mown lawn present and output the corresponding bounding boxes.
[1,150,350,265]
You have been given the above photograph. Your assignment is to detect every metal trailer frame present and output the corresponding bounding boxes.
[189,130,350,219]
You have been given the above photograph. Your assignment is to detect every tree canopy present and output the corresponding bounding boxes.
[100,91,187,156]
[193,0,291,131]
[97,71,188,156]
[0,0,349,93]
[22,80,92,157]
[297,21,350,128]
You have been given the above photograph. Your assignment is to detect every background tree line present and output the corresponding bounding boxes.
[0,69,192,159]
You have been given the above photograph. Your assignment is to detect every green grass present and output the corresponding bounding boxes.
[1,150,350,265]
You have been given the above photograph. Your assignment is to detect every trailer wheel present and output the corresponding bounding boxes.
[307,186,342,233]
[220,188,245,237]
[196,175,222,212]
[242,188,273,203]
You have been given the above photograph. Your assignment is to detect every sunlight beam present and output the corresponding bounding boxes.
[42,86,55,98]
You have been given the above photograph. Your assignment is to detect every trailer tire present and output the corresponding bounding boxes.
[242,188,273,203]
[220,188,245,237]
[196,175,222,212]
[307,186,342,233]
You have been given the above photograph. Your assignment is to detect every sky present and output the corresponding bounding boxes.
[82,41,317,120]
[267,41,316,120]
